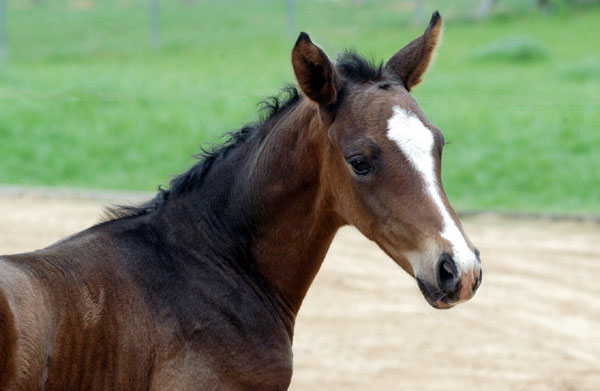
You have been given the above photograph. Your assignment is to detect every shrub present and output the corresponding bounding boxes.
[471,36,548,63]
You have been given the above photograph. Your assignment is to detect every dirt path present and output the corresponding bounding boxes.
[1,193,599,390]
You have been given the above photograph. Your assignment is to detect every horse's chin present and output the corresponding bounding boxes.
[416,278,454,310]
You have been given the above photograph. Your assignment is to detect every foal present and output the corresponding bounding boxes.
[0,12,481,390]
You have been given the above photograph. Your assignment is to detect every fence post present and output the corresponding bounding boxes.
[0,0,7,59]
[285,0,296,38]
[149,0,160,49]
[414,0,425,25]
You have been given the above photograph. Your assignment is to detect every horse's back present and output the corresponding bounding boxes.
[0,263,17,390]
[0,241,156,390]
[0,224,293,390]
[0,256,54,390]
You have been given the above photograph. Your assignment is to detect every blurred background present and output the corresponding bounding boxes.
[0,0,598,215]
[1,3,599,389]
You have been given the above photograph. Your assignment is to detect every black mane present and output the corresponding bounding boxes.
[104,51,381,221]
[103,86,300,221]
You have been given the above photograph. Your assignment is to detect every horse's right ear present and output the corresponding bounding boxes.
[291,32,341,107]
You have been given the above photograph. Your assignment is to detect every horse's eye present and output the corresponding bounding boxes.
[349,158,372,175]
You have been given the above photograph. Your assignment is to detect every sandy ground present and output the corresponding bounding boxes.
[0,193,599,391]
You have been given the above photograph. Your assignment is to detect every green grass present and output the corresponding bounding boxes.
[1,0,599,215]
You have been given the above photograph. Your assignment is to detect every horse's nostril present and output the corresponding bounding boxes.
[436,253,458,291]
[441,261,454,278]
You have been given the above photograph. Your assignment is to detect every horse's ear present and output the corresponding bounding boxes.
[384,11,443,91]
[291,32,341,107]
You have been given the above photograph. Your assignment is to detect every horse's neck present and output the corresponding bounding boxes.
[161,100,342,321]
[246,101,343,316]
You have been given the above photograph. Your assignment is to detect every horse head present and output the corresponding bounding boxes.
[291,12,482,309]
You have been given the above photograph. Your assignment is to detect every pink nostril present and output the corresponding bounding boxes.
[458,269,482,302]
[473,268,483,291]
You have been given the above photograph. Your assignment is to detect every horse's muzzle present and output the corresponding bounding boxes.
[417,252,482,309]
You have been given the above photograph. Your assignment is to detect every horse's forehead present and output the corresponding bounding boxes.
[350,87,429,138]
[332,85,431,148]
[355,91,433,152]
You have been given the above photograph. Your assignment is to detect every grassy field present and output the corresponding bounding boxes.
[1,0,599,214]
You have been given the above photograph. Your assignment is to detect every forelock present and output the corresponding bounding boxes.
[335,50,384,83]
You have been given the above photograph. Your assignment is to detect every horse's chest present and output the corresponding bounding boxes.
[149,309,293,390]
[152,334,293,390]
[147,274,294,389]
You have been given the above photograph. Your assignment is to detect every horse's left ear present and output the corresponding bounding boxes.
[384,11,443,91]
[291,32,341,107]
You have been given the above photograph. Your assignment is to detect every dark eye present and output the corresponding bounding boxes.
[349,157,372,176]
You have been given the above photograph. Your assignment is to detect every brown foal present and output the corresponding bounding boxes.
[0,12,481,390]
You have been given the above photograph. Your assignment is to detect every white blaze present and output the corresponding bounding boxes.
[386,106,475,273]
